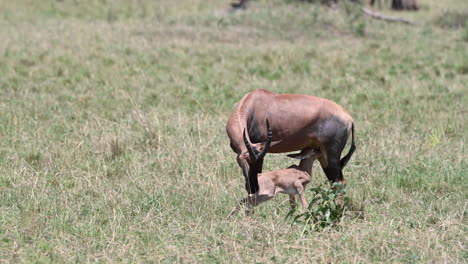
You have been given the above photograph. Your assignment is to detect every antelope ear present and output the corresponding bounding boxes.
[287,153,308,160]
[287,149,321,160]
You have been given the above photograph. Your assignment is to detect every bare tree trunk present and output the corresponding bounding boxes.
[231,0,361,10]
[231,0,248,9]
[392,0,418,10]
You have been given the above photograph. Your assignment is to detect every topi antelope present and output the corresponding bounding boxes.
[227,122,322,218]
[226,89,355,194]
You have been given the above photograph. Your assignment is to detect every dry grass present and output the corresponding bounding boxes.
[0,0,467,263]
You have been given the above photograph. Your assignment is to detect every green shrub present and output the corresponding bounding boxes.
[286,182,349,233]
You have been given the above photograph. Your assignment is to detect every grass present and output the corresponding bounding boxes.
[0,0,467,262]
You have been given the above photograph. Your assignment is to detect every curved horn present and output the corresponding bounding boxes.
[243,128,258,161]
[257,119,272,159]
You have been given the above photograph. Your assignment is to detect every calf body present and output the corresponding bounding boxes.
[227,150,320,218]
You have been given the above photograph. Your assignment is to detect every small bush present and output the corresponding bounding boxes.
[286,182,349,233]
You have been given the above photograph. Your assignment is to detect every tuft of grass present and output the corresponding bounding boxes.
[464,21,468,41]
[109,137,125,160]
[24,151,42,166]
[433,9,468,29]
[344,1,366,36]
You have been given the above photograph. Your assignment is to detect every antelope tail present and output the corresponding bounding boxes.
[340,123,355,168]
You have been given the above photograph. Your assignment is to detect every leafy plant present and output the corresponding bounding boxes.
[286,182,349,233]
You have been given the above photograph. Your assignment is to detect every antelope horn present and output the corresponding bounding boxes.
[257,119,272,160]
[243,128,258,161]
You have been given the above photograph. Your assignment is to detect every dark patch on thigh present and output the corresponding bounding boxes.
[312,115,348,145]
[313,115,349,171]
[322,165,344,182]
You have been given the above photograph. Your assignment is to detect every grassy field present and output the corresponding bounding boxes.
[0,0,467,263]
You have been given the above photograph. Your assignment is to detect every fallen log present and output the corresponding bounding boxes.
[362,7,415,24]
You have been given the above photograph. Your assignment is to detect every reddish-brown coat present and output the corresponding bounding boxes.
[226,89,355,193]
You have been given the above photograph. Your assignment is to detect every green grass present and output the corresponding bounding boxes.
[0,0,467,262]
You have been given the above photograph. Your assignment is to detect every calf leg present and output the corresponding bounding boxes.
[247,194,274,213]
[227,197,249,218]
[289,195,297,210]
[227,193,274,218]
[294,180,308,210]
